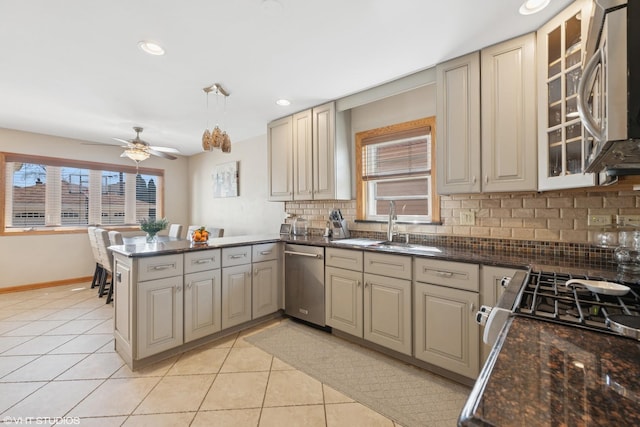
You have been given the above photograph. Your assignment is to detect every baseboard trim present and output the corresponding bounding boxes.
[0,276,94,294]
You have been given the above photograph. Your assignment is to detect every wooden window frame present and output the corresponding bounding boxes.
[0,152,165,235]
[355,117,440,223]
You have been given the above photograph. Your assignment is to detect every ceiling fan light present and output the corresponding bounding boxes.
[138,40,165,56]
[124,148,151,162]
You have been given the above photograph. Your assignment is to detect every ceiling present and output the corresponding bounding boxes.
[0,0,573,157]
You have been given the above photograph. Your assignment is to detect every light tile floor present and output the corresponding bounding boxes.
[0,283,405,426]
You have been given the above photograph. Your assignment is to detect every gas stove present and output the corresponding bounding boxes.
[513,271,640,339]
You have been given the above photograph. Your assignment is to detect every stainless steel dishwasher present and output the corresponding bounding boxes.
[284,244,325,326]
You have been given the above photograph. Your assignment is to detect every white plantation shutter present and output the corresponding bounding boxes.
[125,173,137,224]
[45,166,61,226]
[4,164,13,228]
[88,169,102,225]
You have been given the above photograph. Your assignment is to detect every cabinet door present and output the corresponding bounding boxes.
[113,256,132,358]
[480,266,522,363]
[137,276,183,359]
[481,33,537,192]
[325,266,363,337]
[184,269,221,343]
[253,260,279,318]
[268,116,293,201]
[363,273,412,356]
[537,0,596,190]
[312,102,336,200]
[436,51,481,194]
[293,109,313,200]
[222,264,252,329]
[414,282,479,379]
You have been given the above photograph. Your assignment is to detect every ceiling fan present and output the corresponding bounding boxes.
[114,127,179,162]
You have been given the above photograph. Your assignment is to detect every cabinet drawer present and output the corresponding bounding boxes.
[252,242,280,263]
[414,258,479,292]
[222,246,252,267]
[184,249,221,274]
[364,252,411,280]
[138,254,183,282]
[326,248,363,271]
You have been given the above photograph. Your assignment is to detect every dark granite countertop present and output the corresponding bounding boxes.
[110,233,620,279]
[460,316,640,426]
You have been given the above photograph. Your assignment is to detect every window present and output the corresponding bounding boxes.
[2,153,164,233]
[356,117,439,223]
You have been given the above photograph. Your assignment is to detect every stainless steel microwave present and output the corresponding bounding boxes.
[579,0,640,175]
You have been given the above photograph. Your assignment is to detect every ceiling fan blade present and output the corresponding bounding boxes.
[150,146,180,153]
[113,137,131,144]
[147,148,177,160]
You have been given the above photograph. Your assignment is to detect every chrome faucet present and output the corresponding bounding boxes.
[387,200,397,242]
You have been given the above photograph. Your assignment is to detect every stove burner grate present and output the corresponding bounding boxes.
[514,271,640,336]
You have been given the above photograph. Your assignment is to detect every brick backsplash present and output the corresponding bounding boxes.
[284,190,640,247]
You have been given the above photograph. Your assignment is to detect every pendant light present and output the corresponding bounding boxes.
[202,83,231,153]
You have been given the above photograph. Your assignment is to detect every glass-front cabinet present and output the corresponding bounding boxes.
[537,0,596,190]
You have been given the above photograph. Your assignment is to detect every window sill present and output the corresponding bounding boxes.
[1,225,143,236]
[354,219,443,226]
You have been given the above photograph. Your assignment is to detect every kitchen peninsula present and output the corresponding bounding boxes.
[110,234,283,370]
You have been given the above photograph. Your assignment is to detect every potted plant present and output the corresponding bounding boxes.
[139,217,168,242]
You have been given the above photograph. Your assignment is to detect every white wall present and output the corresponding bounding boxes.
[187,134,285,236]
[0,128,189,289]
[351,84,436,133]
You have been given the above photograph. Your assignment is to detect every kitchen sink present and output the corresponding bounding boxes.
[371,241,442,253]
[331,238,441,253]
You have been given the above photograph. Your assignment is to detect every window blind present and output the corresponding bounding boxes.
[361,129,431,181]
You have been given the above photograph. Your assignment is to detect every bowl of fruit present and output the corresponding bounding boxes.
[191,226,210,244]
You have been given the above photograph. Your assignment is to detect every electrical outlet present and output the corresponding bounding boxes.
[617,215,640,226]
[460,210,475,226]
[588,215,612,226]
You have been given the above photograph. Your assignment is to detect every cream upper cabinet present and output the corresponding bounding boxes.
[267,101,351,201]
[267,115,293,201]
[537,0,596,190]
[436,51,481,194]
[481,33,537,192]
[312,102,351,200]
[293,109,314,199]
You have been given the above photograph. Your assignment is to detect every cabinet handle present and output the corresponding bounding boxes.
[187,282,192,290]
[364,282,369,288]
[470,303,475,312]
[176,285,182,293]
[116,272,122,282]
[357,280,361,287]
[485,175,488,184]
[259,250,271,255]
[230,254,247,259]
[194,259,212,264]
[472,176,477,184]
[435,271,454,278]
[151,264,175,271]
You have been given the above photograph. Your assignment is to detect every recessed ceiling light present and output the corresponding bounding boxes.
[138,40,165,56]
[519,0,550,15]
[276,99,291,106]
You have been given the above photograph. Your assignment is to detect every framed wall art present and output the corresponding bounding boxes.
[212,161,239,198]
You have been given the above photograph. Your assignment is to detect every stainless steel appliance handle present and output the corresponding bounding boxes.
[577,47,604,141]
[284,250,322,259]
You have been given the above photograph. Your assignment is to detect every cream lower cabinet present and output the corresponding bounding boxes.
[184,250,222,343]
[137,275,184,359]
[252,259,279,319]
[363,252,412,356]
[325,248,364,337]
[222,246,253,329]
[413,258,480,379]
